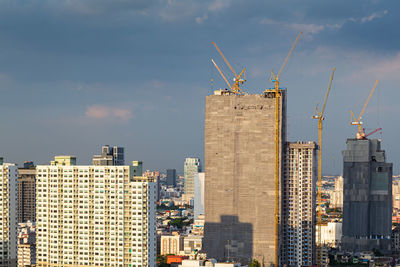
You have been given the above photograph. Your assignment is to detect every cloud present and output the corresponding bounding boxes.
[289,23,325,35]
[360,10,388,23]
[357,53,400,81]
[208,0,231,12]
[60,0,156,15]
[260,9,389,37]
[158,0,199,22]
[195,13,208,24]
[85,105,133,121]
[260,19,336,36]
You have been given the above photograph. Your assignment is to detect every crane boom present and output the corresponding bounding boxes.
[211,42,238,77]
[357,79,379,123]
[365,127,382,138]
[320,67,336,117]
[276,32,303,80]
[211,42,246,94]
[211,59,232,90]
[351,79,379,138]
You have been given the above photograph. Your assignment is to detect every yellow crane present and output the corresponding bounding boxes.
[264,31,302,267]
[350,80,379,139]
[312,67,335,265]
[211,42,246,94]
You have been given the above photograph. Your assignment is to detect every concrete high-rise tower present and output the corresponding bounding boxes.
[342,138,392,253]
[184,158,201,201]
[204,90,286,265]
[282,141,317,267]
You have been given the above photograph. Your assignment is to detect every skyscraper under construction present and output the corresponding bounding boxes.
[203,89,286,265]
[342,138,392,253]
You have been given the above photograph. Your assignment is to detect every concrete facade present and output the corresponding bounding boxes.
[204,91,286,266]
[342,138,392,253]
[18,167,36,223]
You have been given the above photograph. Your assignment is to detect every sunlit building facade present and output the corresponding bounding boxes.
[0,162,18,266]
[36,164,156,266]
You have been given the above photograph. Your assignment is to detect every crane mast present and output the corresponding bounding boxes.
[264,32,302,267]
[312,67,335,266]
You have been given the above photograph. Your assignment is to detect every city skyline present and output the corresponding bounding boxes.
[0,1,399,175]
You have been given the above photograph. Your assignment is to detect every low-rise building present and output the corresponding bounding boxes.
[183,235,203,255]
[191,216,204,236]
[317,222,342,248]
[161,233,184,255]
[18,221,36,267]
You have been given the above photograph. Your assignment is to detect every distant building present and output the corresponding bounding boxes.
[194,172,205,219]
[183,235,203,255]
[18,221,36,267]
[331,176,343,209]
[0,162,18,266]
[18,166,36,223]
[36,164,156,266]
[281,141,317,267]
[161,234,184,255]
[144,170,161,202]
[132,161,143,176]
[23,161,34,169]
[393,180,400,212]
[191,215,205,236]
[167,169,177,187]
[50,155,76,166]
[342,138,392,253]
[92,145,124,166]
[317,222,342,248]
[179,260,240,267]
[392,225,400,253]
[184,158,201,202]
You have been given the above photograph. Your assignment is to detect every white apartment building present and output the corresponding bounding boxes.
[184,158,201,202]
[316,222,342,248]
[193,172,204,219]
[0,162,18,266]
[36,164,156,267]
[330,176,343,209]
[282,142,317,267]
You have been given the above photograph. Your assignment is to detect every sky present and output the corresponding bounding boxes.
[0,0,399,174]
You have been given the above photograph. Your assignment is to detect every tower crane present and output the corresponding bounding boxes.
[264,31,302,267]
[350,80,379,139]
[364,127,382,138]
[211,42,246,94]
[312,67,335,266]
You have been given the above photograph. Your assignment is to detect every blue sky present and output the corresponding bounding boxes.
[0,0,398,174]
